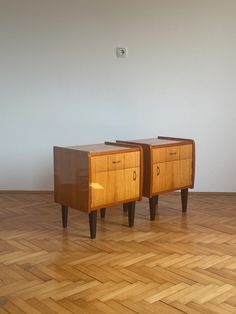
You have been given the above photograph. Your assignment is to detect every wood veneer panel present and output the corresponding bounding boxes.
[180,144,193,160]
[152,147,167,163]
[91,151,140,173]
[54,147,89,212]
[152,159,193,194]
[166,146,180,161]
[117,137,195,197]
[54,143,142,214]
[91,167,140,208]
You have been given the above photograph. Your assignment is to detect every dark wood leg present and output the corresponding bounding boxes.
[123,203,128,212]
[100,208,106,218]
[181,188,188,213]
[89,211,97,239]
[127,202,135,227]
[61,205,68,228]
[149,195,159,220]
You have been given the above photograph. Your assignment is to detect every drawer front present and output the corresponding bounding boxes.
[153,146,180,163]
[91,151,140,173]
[152,147,166,163]
[153,144,192,164]
[180,144,192,160]
[90,167,140,208]
[166,146,180,161]
[152,159,192,194]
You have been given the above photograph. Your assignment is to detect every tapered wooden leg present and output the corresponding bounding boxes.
[149,195,159,220]
[61,205,68,228]
[127,202,135,227]
[123,204,128,212]
[181,188,188,213]
[89,211,97,239]
[100,208,106,218]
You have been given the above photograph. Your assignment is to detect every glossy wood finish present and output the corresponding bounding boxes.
[69,143,133,153]
[158,136,196,188]
[91,167,140,208]
[91,151,140,173]
[1,192,236,313]
[117,137,195,197]
[54,147,89,212]
[54,144,142,212]
[152,159,193,194]
[117,137,195,220]
[152,144,192,163]
[54,143,142,238]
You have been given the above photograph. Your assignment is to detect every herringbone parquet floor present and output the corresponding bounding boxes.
[0,193,236,314]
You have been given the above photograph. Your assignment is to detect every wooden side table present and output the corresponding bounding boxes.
[53,143,143,238]
[117,136,195,220]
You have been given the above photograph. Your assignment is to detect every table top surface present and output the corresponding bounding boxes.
[119,138,191,147]
[68,143,137,153]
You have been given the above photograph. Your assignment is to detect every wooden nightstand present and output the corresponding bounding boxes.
[53,143,142,238]
[117,136,195,220]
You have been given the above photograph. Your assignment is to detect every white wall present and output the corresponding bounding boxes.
[0,0,236,192]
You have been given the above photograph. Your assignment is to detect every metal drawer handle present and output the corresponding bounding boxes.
[156,166,160,176]
[169,152,177,155]
[133,171,136,181]
[112,160,121,164]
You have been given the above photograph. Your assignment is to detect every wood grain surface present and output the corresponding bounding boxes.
[0,192,236,313]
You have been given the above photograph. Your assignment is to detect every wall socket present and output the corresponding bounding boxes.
[116,47,128,58]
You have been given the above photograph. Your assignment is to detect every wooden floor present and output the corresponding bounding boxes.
[0,193,236,314]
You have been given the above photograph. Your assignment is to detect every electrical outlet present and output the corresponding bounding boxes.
[116,47,128,58]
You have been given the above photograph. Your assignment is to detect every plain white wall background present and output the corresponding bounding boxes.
[0,0,236,191]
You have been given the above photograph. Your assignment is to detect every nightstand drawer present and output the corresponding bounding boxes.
[153,144,193,164]
[153,146,180,163]
[152,147,166,163]
[180,144,192,160]
[91,151,140,173]
[166,146,180,161]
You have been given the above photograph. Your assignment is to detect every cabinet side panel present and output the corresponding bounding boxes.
[142,145,152,197]
[191,141,196,188]
[54,147,89,211]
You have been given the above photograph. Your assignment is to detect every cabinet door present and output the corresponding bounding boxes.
[152,162,172,193]
[91,167,140,208]
[152,159,192,193]
[176,159,192,188]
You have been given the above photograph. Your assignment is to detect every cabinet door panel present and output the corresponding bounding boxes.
[172,159,192,188]
[152,159,192,194]
[152,163,172,193]
[91,167,140,208]
[178,159,192,187]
